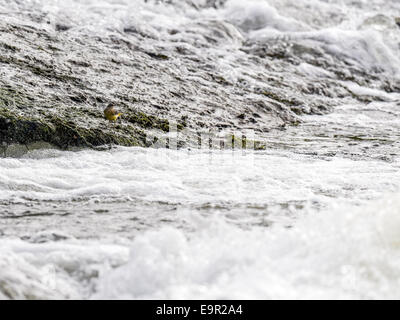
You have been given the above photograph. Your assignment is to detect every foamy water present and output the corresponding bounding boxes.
[1,0,400,299]
[1,133,399,299]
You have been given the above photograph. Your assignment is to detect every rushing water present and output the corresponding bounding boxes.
[1,0,400,299]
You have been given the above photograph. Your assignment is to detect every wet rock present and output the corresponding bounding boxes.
[5,144,28,158]
[0,4,398,151]
[205,0,227,9]
[23,231,71,243]
[27,141,57,151]
[0,18,290,150]
[189,20,244,46]
[55,24,71,32]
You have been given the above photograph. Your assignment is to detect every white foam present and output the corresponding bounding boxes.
[94,194,400,299]
[0,239,129,299]
[221,0,400,75]
[1,193,400,300]
[0,148,398,209]
[344,82,400,101]
[223,0,310,33]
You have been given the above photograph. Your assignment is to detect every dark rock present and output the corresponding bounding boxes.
[55,24,71,32]
[0,6,398,152]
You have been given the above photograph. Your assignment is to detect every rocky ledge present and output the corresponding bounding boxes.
[1,1,399,154]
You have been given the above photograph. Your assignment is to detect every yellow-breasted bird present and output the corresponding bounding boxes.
[104,104,122,122]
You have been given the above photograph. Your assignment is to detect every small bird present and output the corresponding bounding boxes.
[104,104,122,122]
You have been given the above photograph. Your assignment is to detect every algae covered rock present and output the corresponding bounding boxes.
[0,1,399,153]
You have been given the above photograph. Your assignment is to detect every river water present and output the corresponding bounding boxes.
[1,0,400,299]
